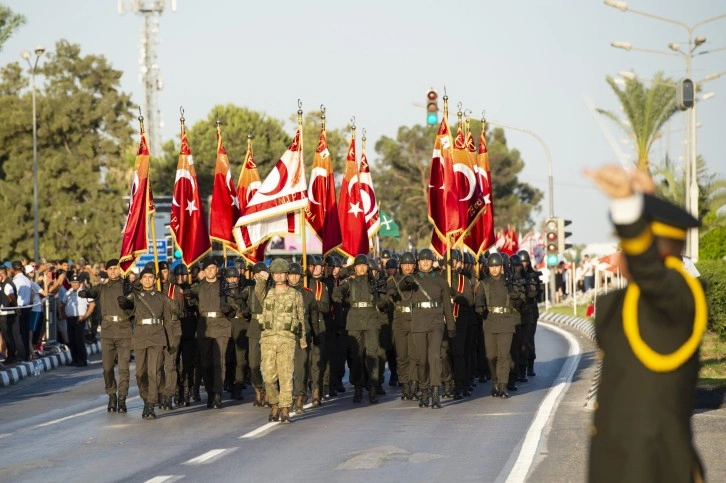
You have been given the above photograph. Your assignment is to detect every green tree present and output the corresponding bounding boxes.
[0,4,25,52]
[374,121,543,249]
[598,72,677,171]
[700,227,726,261]
[0,40,134,260]
[156,104,292,197]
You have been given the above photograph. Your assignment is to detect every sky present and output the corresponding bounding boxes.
[2,0,725,247]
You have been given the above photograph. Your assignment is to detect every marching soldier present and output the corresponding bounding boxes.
[369,258,393,395]
[288,262,314,412]
[476,253,525,398]
[184,259,233,409]
[383,258,399,387]
[332,254,386,404]
[242,262,268,407]
[449,251,476,400]
[223,266,248,400]
[387,252,416,400]
[81,259,132,413]
[117,267,173,420]
[323,255,346,397]
[305,256,331,406]
[256,258,306,423]
[518,250,541,377]
[407,248,456,409]
[167,264,197,406]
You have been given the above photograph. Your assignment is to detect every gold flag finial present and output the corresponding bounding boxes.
[216,112,222,134]
[442,86,449,120]
[481,110,487,134]
[457,102,463,127]
[350,116,356,136]
[297,99,303,127]
[362,128,366,151]
[247,131,253,151]
[464,109,472,134]
[138,106,145,133]
[179,106,186,132]
[321,104,326,131]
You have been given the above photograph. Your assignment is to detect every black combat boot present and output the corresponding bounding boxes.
[212,393,223,409]
[410,381,420,401]
[207,392,215,409]
[418,387,430,408]
[141,401,149,419]
[368,386,379,404]
[400,382,410,400]
[353,386,363,403]
[491,380,501,398]
[335,382,346,393]
[499,383,510,399]
[117,395,127,413]
[107,394,117,413]
[453,383,463,400]
[462,382,471,397]
[253,388,264,407]
[193,385,202,402]
[145,403,157,420]
[268,404,280,422]
[518,367,528,383]
[323,385,332,400]
[311,388,321,406]
[184,387,193,407]
[294,395,305,413]
[376,384,386,396]
[431,386,442,409]
[527,361,536,377]
[280,407,291,423]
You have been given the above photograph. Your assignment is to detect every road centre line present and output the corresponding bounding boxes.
[184,448,236,465]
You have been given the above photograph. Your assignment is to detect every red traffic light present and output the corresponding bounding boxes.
[427,89,438,100]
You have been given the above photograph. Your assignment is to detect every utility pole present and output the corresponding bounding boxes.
[119,0,177,157]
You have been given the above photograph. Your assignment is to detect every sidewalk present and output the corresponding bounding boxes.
[530,312,726,482]
[0,340,101,388]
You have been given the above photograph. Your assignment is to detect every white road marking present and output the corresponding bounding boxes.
[0,432,14,439]
[239,402,314,439]
[504,322,582,483]
[144,476,182,483]
[183,448,236,465]
[32,396,141,429]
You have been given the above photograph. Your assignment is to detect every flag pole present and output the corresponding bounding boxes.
[298,100,308,288]
[140,109,161,291]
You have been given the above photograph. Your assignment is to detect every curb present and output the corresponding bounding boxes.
[0,340,101,388]
[540,311,601,409]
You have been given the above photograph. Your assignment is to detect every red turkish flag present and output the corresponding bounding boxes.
[209,131,241,252]
[306,128,342,256]
[428,115,461,249]
[170,129,211,267]
[463,127,495,254]
[235,139,268,263]
[358,147,380,239]
[337,135,368,258]
[119,130,155,274]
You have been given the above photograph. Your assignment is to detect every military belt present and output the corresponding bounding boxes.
[414,301,441,309]
[171,315,179,321]
[103,315,124,322]
[202,311,221,318]
[351,302,373,308]
[139,318,163,325]
[490,307,512,314]
[396,305,412,313]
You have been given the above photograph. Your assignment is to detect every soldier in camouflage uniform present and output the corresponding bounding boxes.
[242,262,268,407]
[288,262,313,413]
[117,267,174,420]
[256,258,306,423]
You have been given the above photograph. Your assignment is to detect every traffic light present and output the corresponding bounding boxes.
[557,218,572,254]
[165,235,173,260]
[545,217,559,266]
[426,88,438,125]
[676,79,694,110]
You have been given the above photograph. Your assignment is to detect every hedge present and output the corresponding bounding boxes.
[697,260,726,339]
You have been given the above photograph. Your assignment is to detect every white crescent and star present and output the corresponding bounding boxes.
[308,167,328,206]
[172,169,196,207]
[453,164,476,201]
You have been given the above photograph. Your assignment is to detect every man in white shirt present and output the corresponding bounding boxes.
[61,273,95,367]
[25,265,44,356]
[10,261,32,361]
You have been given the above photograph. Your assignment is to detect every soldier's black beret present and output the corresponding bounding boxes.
[106,258,119,268]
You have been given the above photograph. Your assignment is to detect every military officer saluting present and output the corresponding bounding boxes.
[586,165,706,483]
[256,258,306,423]
[81,259,132,413]
[117,267,173,420]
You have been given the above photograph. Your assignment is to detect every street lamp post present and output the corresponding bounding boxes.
[606,0,726,262]
[21,45,45,263]
[487,119,556,308]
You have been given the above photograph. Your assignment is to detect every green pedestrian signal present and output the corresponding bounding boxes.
[174,248,182,259]
[426,88,439,125]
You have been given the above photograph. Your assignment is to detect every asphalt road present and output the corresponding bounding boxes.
[0,327,571,483]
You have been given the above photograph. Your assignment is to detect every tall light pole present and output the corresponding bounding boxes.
[605,0,726,262]
[21,45,45,263]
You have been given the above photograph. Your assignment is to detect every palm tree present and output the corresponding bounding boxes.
[597,72,677,171]
[652,155,726,233]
